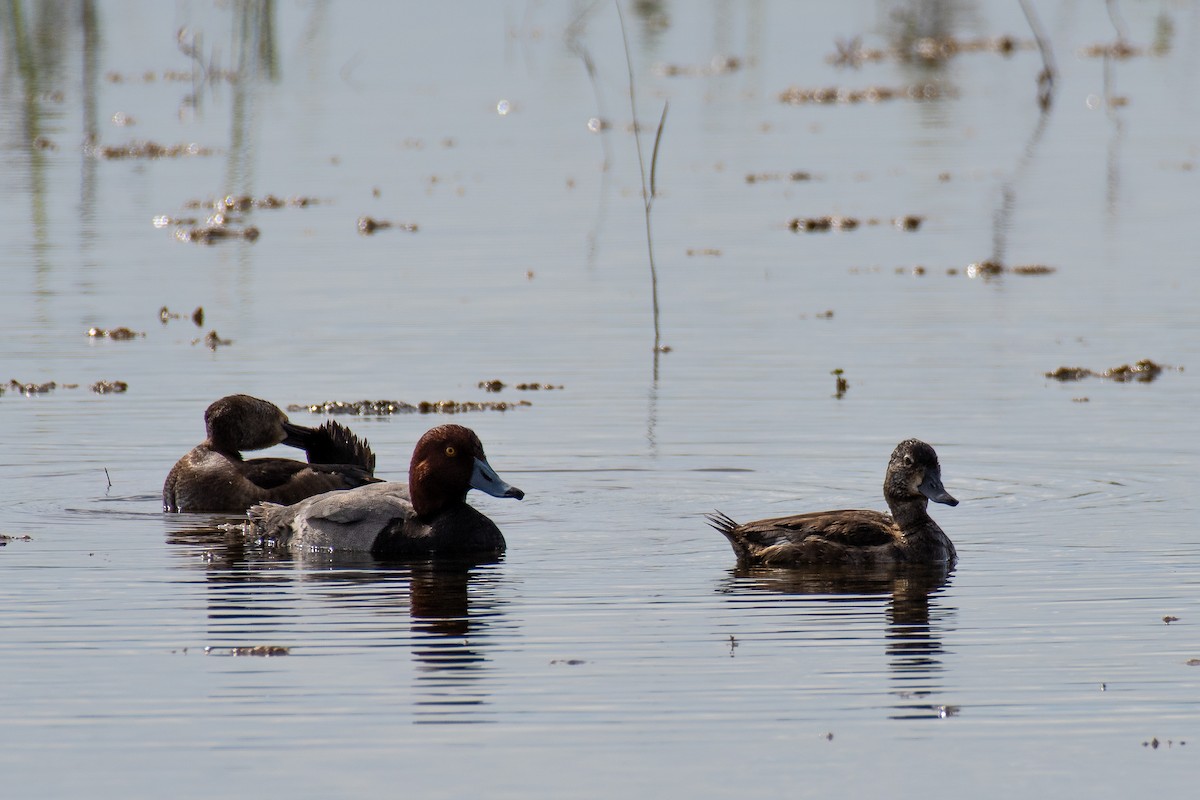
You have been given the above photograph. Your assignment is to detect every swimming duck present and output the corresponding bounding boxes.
[707,439,958,566]
[246,424,524,558]
[163,394,378,513]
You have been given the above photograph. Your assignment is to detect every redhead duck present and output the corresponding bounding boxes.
[163,394,378,513]
[708,439,958,566]
[246,424,524,558]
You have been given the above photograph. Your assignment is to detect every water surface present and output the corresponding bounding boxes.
[2,2,1198,797]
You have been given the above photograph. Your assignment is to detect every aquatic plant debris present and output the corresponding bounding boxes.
[204,645,290,657]
[92,140,213,159]
[1142,737,1187,749]
[105,68,236,84]
[183,194,322,211]
[1079,41,1144,59]
[779,83,952,105]
[966,261,1055,278]
[9,380,58,395]
[357,216,419,235]
[1045,360,1176,384]
[832,368,848,399]
[745,171,812,183]
[174,224,259,244]
[193,331,232,350]
[828,34,1031,67]
[88,327,144,340]
[159,306,205,326]
[788,215,924,232]
[160,195,320,244]
[289,399,531,416]
[655,55,742,77]
[479,378,569,393]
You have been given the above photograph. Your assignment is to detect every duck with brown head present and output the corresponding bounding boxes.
[163,394,378,513]
[707,439,958,566]
[247,424,524,558]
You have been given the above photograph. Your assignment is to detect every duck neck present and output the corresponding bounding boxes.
[889,496,933,534]
[206,438,244,461]
[408,465,467,521]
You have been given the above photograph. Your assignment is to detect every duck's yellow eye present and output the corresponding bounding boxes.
[445,445,457,457]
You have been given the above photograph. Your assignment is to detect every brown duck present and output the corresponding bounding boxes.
[708,439,958,566]
[163,394,378,513]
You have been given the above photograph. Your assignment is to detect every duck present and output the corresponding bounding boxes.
[246,424,524,558]
[707,439,958,566]
[163,394,379,513]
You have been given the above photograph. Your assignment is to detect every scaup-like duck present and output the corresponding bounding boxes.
[163,394,378,513]
[246,424,524,558]
[708,439,958,566]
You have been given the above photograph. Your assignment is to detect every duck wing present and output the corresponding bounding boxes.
[248,482,413,552]
[708,509,899,564]
[240,456,378,496]
[739,510,899,547]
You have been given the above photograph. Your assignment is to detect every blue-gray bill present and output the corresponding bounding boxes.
[919,471,958,506]
[470,457,525,500]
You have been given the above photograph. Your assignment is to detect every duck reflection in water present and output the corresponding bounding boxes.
[723,562,956,720]
[162,521,507,723]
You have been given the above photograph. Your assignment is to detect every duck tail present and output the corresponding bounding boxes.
[705,510,751,560]
[306,420,376,474]
[246,501,286,537]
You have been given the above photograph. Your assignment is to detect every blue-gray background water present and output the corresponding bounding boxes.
[2,2,1198,797]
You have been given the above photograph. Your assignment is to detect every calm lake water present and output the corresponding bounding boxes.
[2,1,1199,797]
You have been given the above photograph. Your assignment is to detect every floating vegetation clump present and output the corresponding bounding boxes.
[87,327,144,340]
[745,171,812,184]
[288,398,531,415]
[9,380,57,395]
[158,195,321,245]
[655,55,742,77]
[192,331,232,350]
[417,400,531,413]
[92,140,213,160]
[105,69,237,84]
[828,34,1031,67]
[159,306,205,326]
[289,400,417,416]
[357,216,419,235]
[203,645,290,657]
[779,83,952,105]
[966,261,1056,278]
[832,368,848,399]
[1079,41,1143,59]
[174,225,259,244]
[1045,360,1176,383]
[788,215,924,232]
[181,194,322,211]
[478,380,563,393]
[5,379,130,396]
